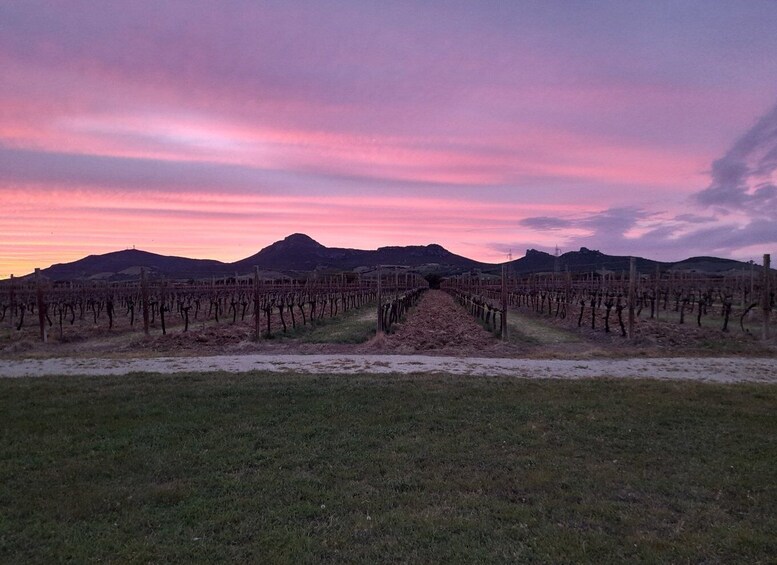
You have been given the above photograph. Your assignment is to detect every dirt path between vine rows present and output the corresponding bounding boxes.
[1,354,775,383]
[372,290,504,354]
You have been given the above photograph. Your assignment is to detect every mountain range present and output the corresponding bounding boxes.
[10,233,764,282]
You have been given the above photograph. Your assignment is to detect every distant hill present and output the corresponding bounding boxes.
[501,247,669,275]
[496,247,762,276]
[37,249,228,281]
[25,234,489,281]
[668,256,754,273]
[231,233,487,273]
[12,235,765,282]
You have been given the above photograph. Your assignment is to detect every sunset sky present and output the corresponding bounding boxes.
[2,1,776,278]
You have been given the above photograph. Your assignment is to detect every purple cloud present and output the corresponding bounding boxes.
[516,101,777,260]
[518,217,572,230]
[515,205,775,261]
[520,207,647,238]
[695,103,777,214]
[0,145,464,197]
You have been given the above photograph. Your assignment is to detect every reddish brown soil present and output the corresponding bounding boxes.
[371,290,509,355]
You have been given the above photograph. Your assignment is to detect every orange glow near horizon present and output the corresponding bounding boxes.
[0,186,599,278]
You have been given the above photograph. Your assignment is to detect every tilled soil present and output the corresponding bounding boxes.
[371,290,508,354]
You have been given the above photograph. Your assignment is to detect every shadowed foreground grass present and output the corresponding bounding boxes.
[1,373,775,563]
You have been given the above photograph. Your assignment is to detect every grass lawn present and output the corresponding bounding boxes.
[1,373,775,563]
[292,306,376,344]
[506,309,582,346]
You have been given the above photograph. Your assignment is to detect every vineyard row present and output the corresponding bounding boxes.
[443,255,774,340]
[0,268,427,342]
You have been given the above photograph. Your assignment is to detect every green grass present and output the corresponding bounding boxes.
[296,306,377,344]
[1,374,775,563]
[272,306,376,344]
[506,309,582,345]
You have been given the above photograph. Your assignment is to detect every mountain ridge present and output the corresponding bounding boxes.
[229,233,487,273]
[7,234,768,282]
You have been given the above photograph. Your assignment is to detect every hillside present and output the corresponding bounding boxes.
[37,249,228,281]
[500,247,669,275]
[230,233,488,273]
[11,235,765,282]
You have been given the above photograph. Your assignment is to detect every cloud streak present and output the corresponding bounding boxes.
[695,103,777,214]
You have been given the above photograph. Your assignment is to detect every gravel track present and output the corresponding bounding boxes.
[0,355,775,383]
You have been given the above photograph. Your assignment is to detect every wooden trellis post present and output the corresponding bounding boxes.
[254,266,261,341]
[8,274,14,330]
[628,257,636,339]
[763,254,771,341]
[376,267,383,335]
[500,264,508,340]
[35,268,47,343]
[751,260,755,302]
[655,264,661,320]
[141,267,150,335]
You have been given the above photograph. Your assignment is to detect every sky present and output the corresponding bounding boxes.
[1,0,776,278]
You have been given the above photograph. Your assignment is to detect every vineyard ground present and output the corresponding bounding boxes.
[0,290,774,361]
[1,373,775,562]
[507,304,775,358]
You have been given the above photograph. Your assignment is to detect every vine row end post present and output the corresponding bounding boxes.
[35,268,47,343]
[501,264,508,340]
[763,254,771,341]
[254,266,261,341]
[8,274,15,330]
[376,266,383,335]
[628,257,636,339]
[141,267,150,335]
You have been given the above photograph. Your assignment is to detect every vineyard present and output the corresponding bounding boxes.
[0,255,775,355]
[443,255,775,347]
[0,267,425,347]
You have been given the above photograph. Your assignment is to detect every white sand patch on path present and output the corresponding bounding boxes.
[0,355,775,383]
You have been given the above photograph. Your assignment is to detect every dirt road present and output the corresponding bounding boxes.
[1,354,775,383]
